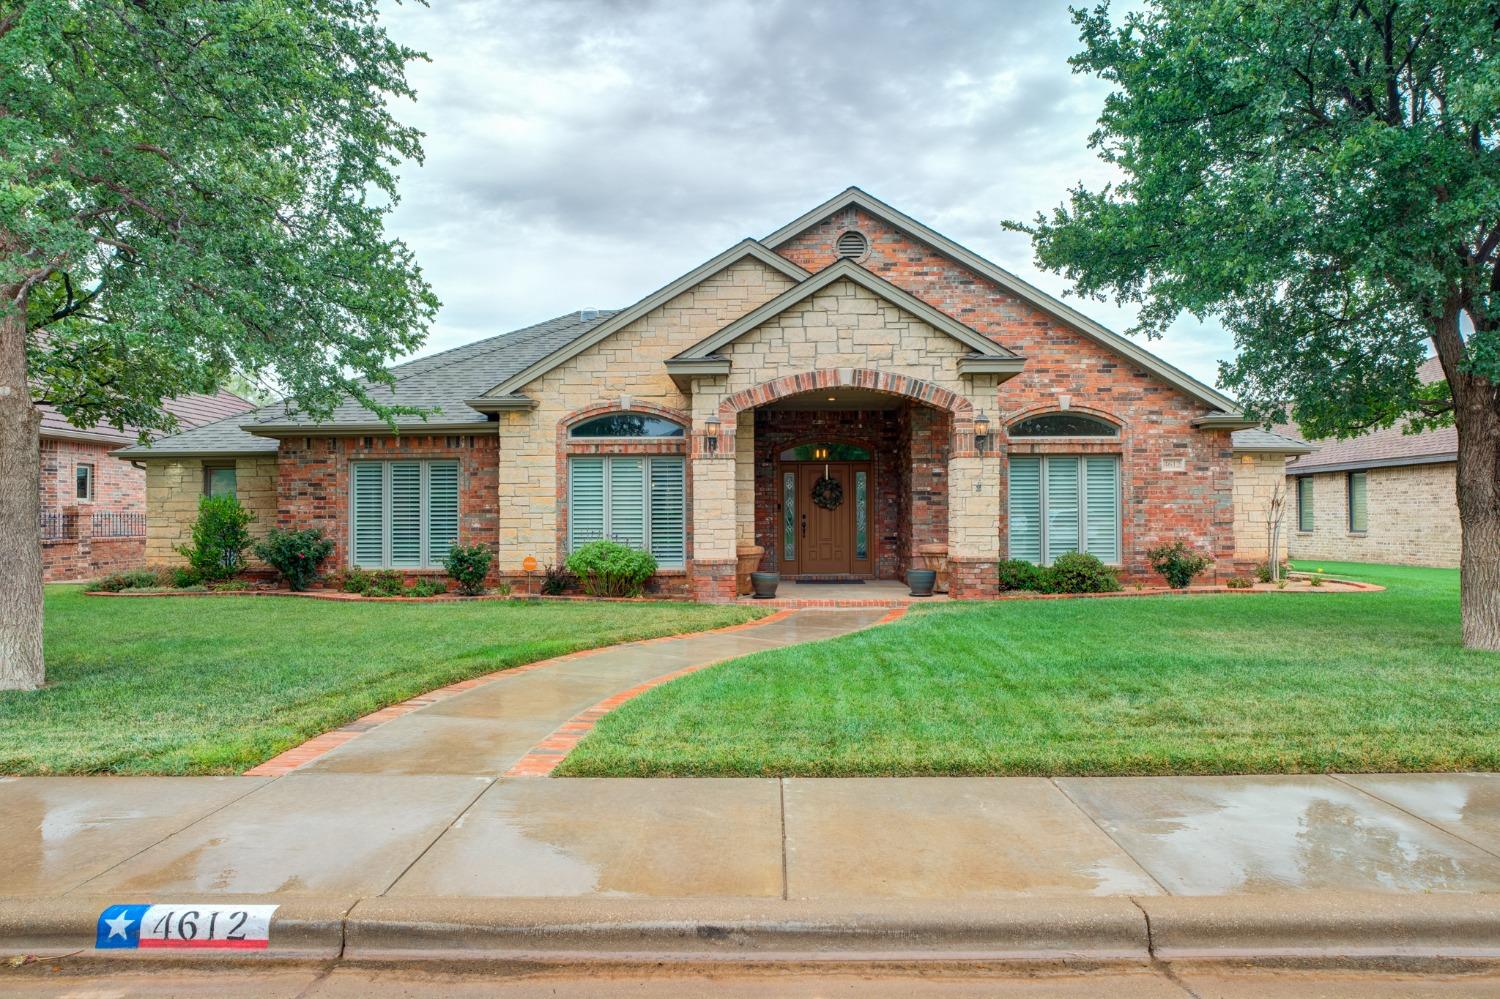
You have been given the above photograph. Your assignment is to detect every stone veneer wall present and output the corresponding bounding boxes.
[776,209,1236,582]
[144,455,278,564]
[1231,452,1296,565]
[1289,462,1459,568]
[495,258,796,571]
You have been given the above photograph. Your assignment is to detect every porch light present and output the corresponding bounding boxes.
[704,416,720,454]
[974,411,992,454]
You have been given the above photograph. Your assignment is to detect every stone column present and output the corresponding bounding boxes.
[946,451,1002,599]
[689,387,737,602]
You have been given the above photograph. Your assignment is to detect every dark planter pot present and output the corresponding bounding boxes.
[750,572,780,599]
[907,569,937,597]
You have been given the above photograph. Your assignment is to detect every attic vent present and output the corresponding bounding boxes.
[836,230,869,259]
[579,309,600,321]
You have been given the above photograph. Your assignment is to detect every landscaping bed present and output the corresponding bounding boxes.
[559,562,1499,778]
[1,587,763,775]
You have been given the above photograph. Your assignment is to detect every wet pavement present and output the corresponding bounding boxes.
[2,772,1500,899]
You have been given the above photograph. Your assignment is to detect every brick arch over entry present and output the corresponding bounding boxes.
[718,369,975,420]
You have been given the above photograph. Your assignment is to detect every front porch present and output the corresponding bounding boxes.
[736,578,948,608]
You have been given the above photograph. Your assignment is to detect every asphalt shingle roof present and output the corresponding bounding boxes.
[1285,358,1457,474]
[117,310,615,458]
[1230,428,1312,453]
[41,390,254,446]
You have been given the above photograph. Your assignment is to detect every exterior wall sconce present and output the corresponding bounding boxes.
[704,416,720,455]
[974,411,992,454]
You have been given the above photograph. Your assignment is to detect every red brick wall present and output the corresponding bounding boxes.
[778,208,1236,582]
[40,438,148,581]
[898,405,951,578]
[276,433,499,575]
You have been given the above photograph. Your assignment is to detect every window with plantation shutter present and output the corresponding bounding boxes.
[348,460,460,568]
[568,455,685,567]
[1007,454,1121,566]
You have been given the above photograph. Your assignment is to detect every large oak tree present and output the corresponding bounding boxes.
[1019,1,1500,649]
[1,1,438,689]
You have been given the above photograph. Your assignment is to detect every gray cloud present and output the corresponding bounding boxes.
[379,0,1233,384]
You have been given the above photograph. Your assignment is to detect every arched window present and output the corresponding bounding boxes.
[1008,412,1119,437]
[569,412,685,438]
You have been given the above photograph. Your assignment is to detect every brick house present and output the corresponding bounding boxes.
[121,189,1308,598]
[40,391,254,582]
[1285,358,1459,568]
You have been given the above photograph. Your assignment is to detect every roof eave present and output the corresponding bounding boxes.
[764,187,1242,414]
[1193,414,1258,430]
[113,446,276,460]
[465,396,539,413]
[245,420,499,437]
[1287,452,1457,476]
[956,356,1026,381]
[1233,443,1314,456]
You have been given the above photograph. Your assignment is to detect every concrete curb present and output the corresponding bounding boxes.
[5,894,1499,966]
[0,896,354,962]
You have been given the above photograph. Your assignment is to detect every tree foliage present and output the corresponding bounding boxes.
[1,0,440,435]
[1015,1,1499,439]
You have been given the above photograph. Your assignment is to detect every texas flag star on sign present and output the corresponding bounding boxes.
[95,904,150,949]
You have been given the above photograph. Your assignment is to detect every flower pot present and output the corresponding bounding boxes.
[907,568,937,597]
[735,543,766,596]
[750,572,780,599]
[915,542,949,593]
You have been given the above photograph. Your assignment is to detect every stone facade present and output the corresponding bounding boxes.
[1232,452,1295,566]
[144,455,279,564]
[1290,463,1460,568]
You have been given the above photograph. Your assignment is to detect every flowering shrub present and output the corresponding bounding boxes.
[253,528,334,591]
[443,543,493,595]
[1147,541,1211,589]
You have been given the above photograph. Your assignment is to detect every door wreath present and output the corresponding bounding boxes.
[811,475,844,511]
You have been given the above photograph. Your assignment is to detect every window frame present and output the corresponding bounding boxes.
[75,462,95,502]
[202,462,238,498]
[1297,476,1314,532]
[347,459,461,570]
[1007,454,1121,567]
[1008,412,1120,439]
[1347,470,1368,534]
[568,412,686,439]
[567,454,686,569]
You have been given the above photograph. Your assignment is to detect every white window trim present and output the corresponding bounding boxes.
[1013,454,1122,567]
[75,462,95,503]
[348,459,459,569]
[568,455,686,568]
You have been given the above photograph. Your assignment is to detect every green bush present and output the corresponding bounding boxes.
[541,563,575,596]
[1039,551,1122,594]
[565,540,657,598]
[997,559,1043,591]
[1254,559,1289,583]
[94,569,161,592]
[210,579,252,592]
[168,566,200,588]
[1147,541,1211,589]
[405,578,448,597]
[176,495,255,582]
[443,543,493,595]
[254,528,335,591]
[1225,575,1253,589]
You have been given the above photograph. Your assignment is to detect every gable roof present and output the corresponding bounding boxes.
[1285,358,1456,474]
[673,258,1022,364]
[1230,427,1313,455]
[117,310,616,458]
[764,187,1246,418]
[484,239,810,399]
[41,390,254,447]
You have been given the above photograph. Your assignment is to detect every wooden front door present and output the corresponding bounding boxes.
[778,461,874,577]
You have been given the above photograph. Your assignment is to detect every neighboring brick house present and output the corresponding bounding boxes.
[123,188,1308,599]
[40,391,255,581]
[1285,358,1460,568]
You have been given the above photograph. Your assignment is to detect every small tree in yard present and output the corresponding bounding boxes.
[178,495,254,583]
[0,3,438,689]
[1264,486,1287,584]
[1015,3,1500,649]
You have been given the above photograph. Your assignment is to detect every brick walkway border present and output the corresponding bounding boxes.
[243,610,795,777]
[504,607,909,778]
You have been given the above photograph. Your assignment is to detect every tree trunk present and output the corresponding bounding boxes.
[0,290,43,690]
[1453,386,1500,652]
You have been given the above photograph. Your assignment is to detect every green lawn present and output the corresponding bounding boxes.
[0,589,762,775]
[559,562,1500,777]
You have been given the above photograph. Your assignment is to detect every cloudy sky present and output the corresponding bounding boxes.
[377,0,1233,386]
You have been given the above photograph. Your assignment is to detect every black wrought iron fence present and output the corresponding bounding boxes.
[39,511,67,540]
[91,511,147,538]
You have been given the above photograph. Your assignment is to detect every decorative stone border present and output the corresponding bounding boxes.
[241,610,794,777]
[84,588,704,604]
[504,606,909,778]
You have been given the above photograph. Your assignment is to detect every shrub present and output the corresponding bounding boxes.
[94,569,160,592]
[1147,541,1211,589]
[1309,574,1323,587]
[565,540,657,598]
[336,568,404,596]
[168,566,200,589]
[405,578,448,597]
[1039,551,1121,594]
[1254,559,1289,584]
[443,543,493,596]
[541,563,575,596]
[176,495,254,582]
[997,559,1043,592]
[254,528,334,591]
[1225,576,1253,589]
[211,579,252,592]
